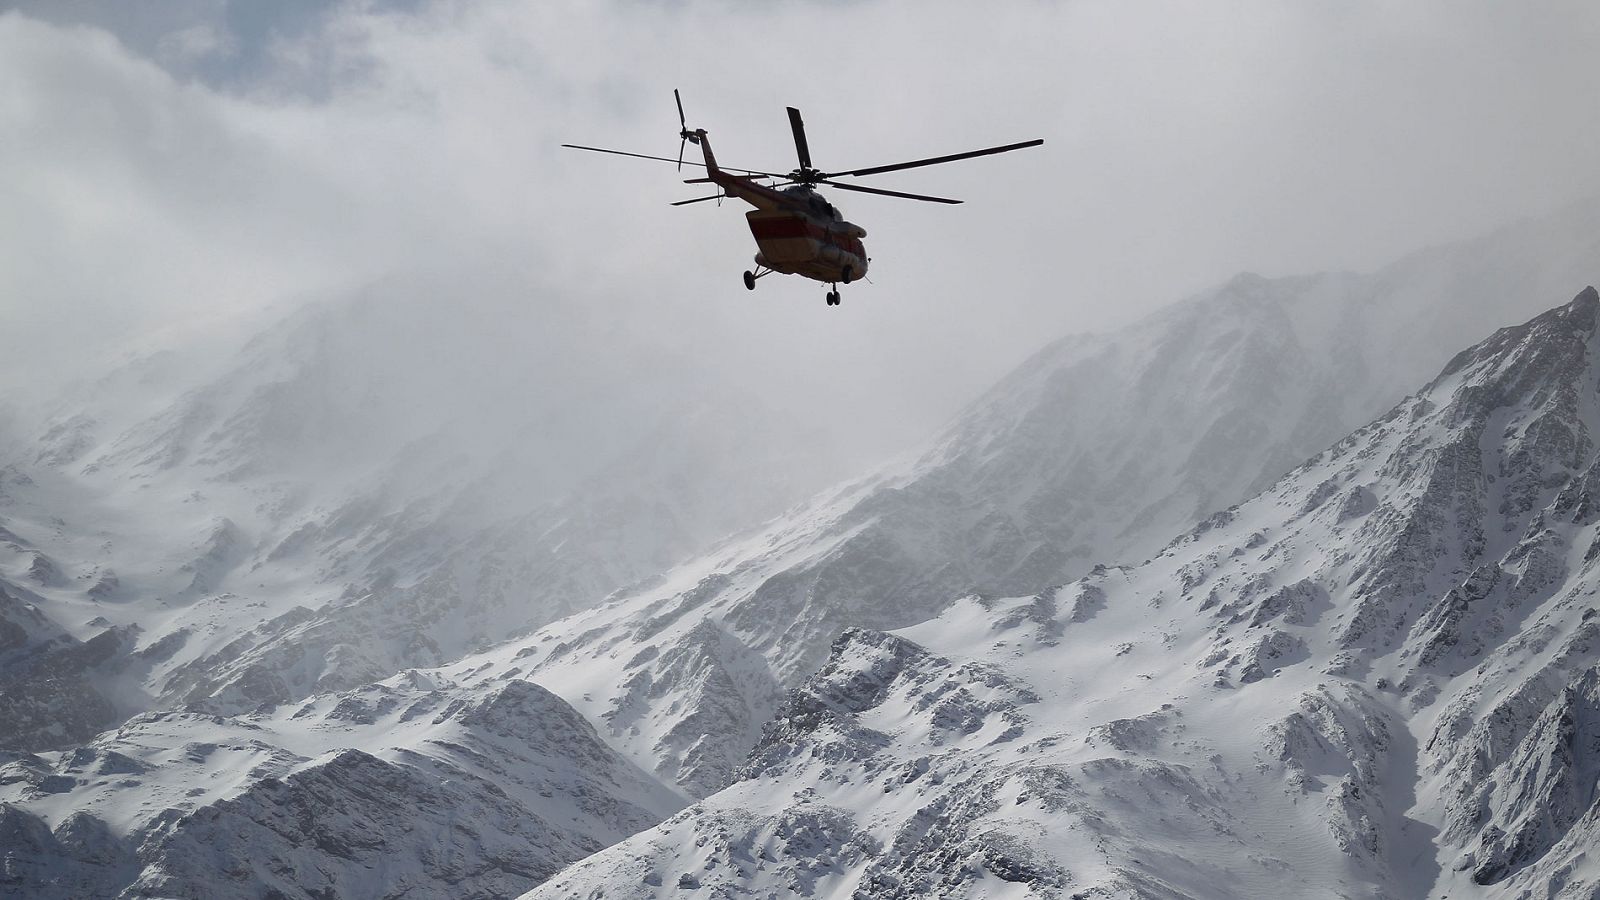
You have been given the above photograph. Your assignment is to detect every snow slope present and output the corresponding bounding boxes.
[531,288,1600,899]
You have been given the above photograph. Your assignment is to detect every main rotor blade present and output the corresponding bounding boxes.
[786,107,813,170]
[670,194,722,206]
[827,138,1043,179]
[825,181,962,204]
[561,144,781,177]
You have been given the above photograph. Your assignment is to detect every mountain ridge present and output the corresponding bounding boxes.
[530,287,1600,899]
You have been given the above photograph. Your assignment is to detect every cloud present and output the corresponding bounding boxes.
[0,16,334,378]
[156,22,238,67]
[3,1,1599,459]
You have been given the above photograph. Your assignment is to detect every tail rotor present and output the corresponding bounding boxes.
[675,89,700,171]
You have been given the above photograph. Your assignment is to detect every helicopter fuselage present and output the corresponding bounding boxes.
[746,202,867,285]
[695,132,869,286]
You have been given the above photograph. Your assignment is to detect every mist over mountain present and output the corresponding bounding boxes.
[0,285,847,753]
[9,3,1600,898]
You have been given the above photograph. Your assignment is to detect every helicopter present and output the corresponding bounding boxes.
[563,91,1043,306]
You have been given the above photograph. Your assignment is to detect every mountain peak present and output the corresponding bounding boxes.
[1548,283,1596,321]
[1574,283,1599,308]
[1522,284,1597,335]
[1428,284,1598,391]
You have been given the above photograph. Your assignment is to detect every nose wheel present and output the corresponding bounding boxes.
[743,266,775,291]
[826,287,840,306]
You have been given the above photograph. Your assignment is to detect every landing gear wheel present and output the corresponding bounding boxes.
[826,291,840,306]
[743,271,756,291]
[841,266,853,285]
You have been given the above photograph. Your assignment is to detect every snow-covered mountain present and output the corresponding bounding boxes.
[6,204,1600,898]
[0,290,842,751]
[529,288,1600,898]
[454,202,1600,801]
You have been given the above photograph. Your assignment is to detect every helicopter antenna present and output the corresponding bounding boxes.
[675,89,700,171]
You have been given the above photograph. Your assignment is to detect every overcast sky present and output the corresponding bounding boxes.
[4,1,1599,464]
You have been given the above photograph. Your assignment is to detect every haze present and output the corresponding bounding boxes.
[3,0,1599,467]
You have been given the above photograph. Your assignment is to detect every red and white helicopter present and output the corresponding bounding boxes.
[564,91,1043,306]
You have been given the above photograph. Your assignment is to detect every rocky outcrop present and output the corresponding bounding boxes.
[1464,666,1600,886]
[0,584,127,751]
